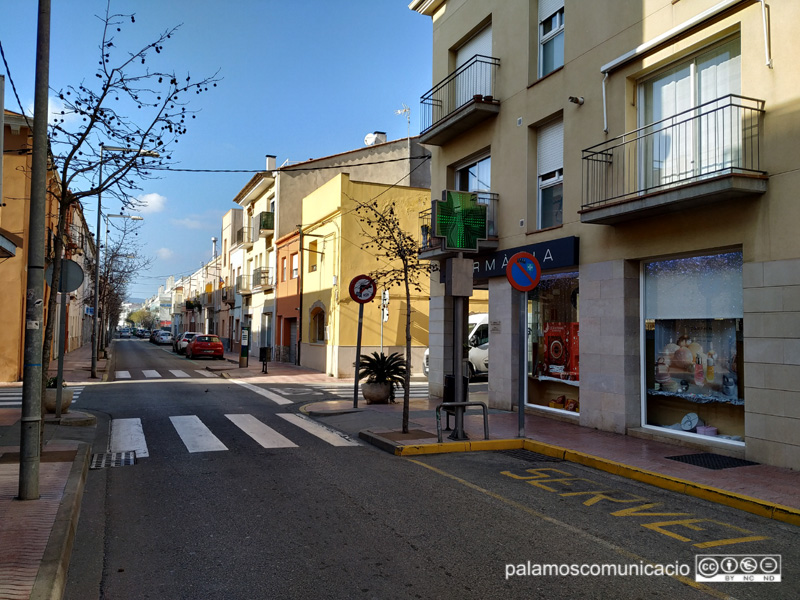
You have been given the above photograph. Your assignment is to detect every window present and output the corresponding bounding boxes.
[537,118,563,229]
[310,308,326,343]
[455,155,495,237]
[643,252,744,442]
[639,37,741,189]
[308,241,318,272]
[281,257,287,282]
[539,0,564,77]
[291,253,299,278]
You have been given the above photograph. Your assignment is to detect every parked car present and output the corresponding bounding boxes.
[149,330,160,343]
[119,327,131,339]
[185,334,224,360]
[173,332,201,354]
[423,313,489,380]
[154,331,173,345]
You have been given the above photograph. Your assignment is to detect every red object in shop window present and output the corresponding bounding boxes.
[543,322,579,380]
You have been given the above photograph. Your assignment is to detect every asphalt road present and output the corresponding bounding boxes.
[64,339,797,599]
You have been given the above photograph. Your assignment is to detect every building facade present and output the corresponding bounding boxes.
[412,0,800,468]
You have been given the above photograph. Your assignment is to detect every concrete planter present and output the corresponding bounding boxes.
[44,389,74,413]
[361,382,392,404]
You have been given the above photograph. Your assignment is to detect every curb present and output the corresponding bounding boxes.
[29,442,90,600]
[357,431,800,527]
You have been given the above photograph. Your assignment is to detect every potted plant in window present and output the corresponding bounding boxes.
[358,351,407,404]
[43,377,73,413]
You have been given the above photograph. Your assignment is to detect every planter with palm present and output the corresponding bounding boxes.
[358,351,407,404]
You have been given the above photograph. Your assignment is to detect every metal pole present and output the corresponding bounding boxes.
[55,279,67,419]
[518,289,526,438]
[353,303,364,408]
[452,295,466,440]
[90,149,103,378]
[19,0,51,500]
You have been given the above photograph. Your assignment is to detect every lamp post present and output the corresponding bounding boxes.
[91,146,158,378]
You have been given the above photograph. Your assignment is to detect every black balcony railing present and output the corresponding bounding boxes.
[258,211,274,234]
[418,209,441,254]
[420,55,500,133]
[252,267,274,289]
[582,94,765,210]
[235,227,253,246]
[236,275,251,294]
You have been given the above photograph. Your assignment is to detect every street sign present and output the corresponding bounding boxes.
[506,252,541,292]
[349,275,376,304]
[45,259,85,293]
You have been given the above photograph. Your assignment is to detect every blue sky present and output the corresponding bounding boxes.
[1,0,432,300]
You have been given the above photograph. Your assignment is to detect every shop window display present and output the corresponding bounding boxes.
[644,252,744,442]
[527,272,579,412]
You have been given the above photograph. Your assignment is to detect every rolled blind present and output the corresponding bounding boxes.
[456,24,492,68]
[538,118,563,175]
[539,0,564,22]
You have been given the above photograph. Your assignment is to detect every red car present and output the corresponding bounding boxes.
[185,335,225,360]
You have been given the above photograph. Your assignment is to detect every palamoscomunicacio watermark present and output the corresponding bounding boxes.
[505,562,691,579]
[695,554,781,582]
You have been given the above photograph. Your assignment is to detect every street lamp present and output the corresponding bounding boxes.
[91,146,158,378]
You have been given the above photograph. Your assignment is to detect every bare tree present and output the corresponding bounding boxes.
[42,1,220,380]
[354,195,433,434]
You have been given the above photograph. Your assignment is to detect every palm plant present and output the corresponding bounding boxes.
[358,352,407,402]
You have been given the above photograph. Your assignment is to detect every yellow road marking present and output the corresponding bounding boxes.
[407,458,732,599]
[611,503,691,518]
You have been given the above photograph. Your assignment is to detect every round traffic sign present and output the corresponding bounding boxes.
[45,259,85,293]
[506,252,541,292]
[349,274,377,304]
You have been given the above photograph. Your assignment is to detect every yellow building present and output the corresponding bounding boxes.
[300,173,431,377]
[412,0,800,468]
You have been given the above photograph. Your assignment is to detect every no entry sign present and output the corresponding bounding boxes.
[349,274,377,304]
[506,252,541,292]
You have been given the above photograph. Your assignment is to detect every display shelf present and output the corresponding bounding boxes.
[646,389,743,406]
[533,375,580,388]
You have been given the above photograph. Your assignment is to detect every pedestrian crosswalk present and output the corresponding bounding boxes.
[110,412,358,457]
[0,386,85,408]
[309,382,430,400]
[115,369,218,380]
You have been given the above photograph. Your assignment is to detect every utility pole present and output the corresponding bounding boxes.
[19,0,51,500]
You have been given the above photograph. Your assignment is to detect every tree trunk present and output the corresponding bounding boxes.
[41,199,68,390]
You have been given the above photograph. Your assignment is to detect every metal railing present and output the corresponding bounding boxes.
[236,274,251,294]
[417,191,498,254]
[582,94,765,210]
[418,208,441,253]
[257,211,274,235]
[252,267,274,289]
[235,226,253,246]
[420,54,500,133]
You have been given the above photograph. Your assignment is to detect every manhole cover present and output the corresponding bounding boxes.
[666,453,758,470]
[495,449,563,463]
[90,452,136,469]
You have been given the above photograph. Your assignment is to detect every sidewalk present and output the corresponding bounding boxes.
[0,343,102,600]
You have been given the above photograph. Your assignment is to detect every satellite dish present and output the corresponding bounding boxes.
[364,132,378,146]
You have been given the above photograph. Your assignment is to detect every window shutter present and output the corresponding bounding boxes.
[456,24,492,68]
[538,119,563,175]
[539,0,564,22]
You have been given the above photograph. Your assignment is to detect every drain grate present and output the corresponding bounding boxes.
[90,452,136,469]
[666,453,759,470]
[495,449,563,463]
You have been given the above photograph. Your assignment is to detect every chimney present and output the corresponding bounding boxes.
[266,154,276,172]
[373,131,387,144]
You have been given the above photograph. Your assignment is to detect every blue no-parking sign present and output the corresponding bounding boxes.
[506,252,542,292]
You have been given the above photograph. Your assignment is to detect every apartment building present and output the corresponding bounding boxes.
[412,0,799,468]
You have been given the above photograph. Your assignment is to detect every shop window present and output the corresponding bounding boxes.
[644,251,744,442]
[310,308,326,343]
[539,0,564,77]
[527,272,579,413]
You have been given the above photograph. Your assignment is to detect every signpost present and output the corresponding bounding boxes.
[506,252,541,437]
[240,326,250,368]
[349,275,376,408]
[45,259,84,419]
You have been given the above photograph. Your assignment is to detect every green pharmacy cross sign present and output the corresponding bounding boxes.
[434,190,488,252]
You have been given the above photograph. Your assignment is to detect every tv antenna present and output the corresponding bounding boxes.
[395,103,411,139]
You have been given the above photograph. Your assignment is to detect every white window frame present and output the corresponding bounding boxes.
[538,169,563,230]
[539,3,565,78]
[537,118,564,229]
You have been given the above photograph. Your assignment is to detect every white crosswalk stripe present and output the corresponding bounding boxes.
[169,370,191,378]
[143,370,161,378]
[110,411,359,457]
[195,370,216,378]
[114,369,219,380]
[311,383,429,399]
[170,416,228,453]
[228,379,293,405]
[0,386,85,407]
[116,371,131,379]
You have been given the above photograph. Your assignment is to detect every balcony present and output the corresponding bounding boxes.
[235,226,254,249]
[419,55,500,146]
[252,267,274,291]
[202,292,213,308]
[236,275,252,295]
[580,95,767,225]
[221,286,235,306]
[257,211,274,238]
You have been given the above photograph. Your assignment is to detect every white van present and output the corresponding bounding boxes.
[423,313,489,380]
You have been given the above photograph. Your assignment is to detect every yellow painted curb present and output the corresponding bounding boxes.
[683,484,776,520]
[521,440,567,460]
